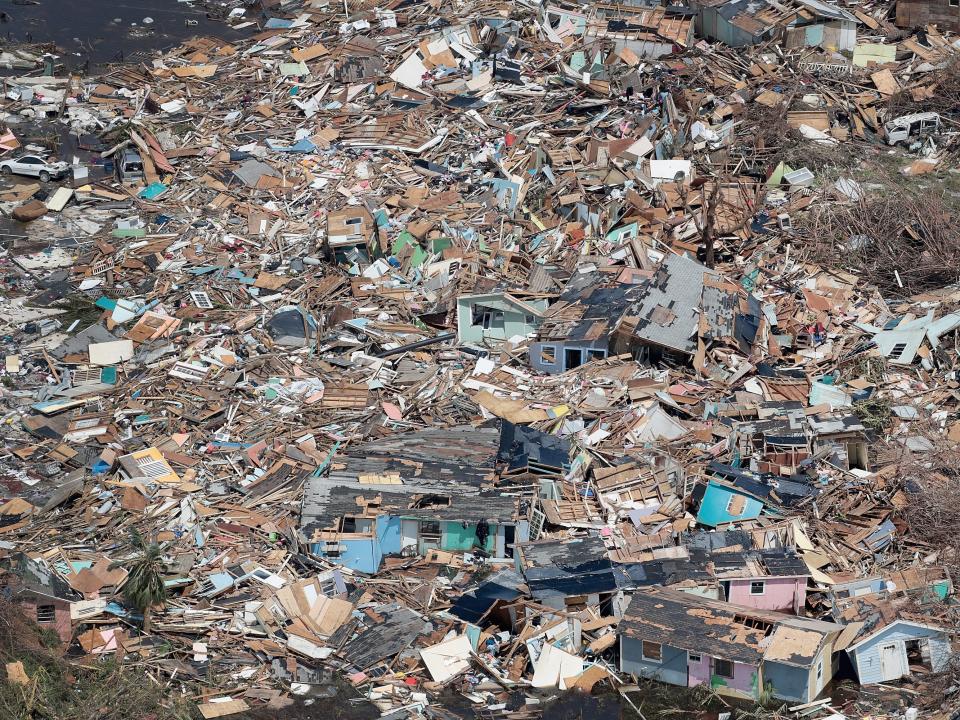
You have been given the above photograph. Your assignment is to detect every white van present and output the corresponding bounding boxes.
[884,112,941,146]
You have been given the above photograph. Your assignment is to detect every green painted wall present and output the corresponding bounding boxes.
[456,295,546,344]
[442,521,496,552]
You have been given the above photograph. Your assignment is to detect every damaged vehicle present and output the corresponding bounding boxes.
[0,154,68,182]
[884,111,941,146]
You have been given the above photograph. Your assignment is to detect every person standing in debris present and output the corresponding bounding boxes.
[476,518,489,549]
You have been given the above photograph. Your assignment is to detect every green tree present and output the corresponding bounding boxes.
[118,530,166,634]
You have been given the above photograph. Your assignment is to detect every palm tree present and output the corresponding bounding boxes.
[120,530,166,634]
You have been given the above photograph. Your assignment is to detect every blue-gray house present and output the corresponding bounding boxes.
[845,619,954,684]
[831,587,956,685]
[528,271,647,375]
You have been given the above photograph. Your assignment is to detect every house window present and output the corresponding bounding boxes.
[890,342,907,360]
[951,0,959,8]
[540,346,556,365]
[725,494,746,517]
[419,520,441,537]
[689,653,702,663]
[816,660,823,680]
[36,605,56,623]
[714,658,734,679]
[471,304,504,330]
[565,347,584,369]
[750,581,766,595]
[587,349,607,361]
[525,314,535,324]
[641,641,662,662]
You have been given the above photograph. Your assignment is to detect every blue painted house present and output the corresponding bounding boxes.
[306,487,522,574]
[831,573,956,685]
[300,426,527,574]
[845,620,953,684]
[528,272,646,375]
[693,478,768,527]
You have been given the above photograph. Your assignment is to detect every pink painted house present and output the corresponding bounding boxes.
[0,553,80,643]
[713,549,810,615]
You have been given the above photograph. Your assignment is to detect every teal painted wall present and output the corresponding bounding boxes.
[696,481,765,527]
[443,521,496,552]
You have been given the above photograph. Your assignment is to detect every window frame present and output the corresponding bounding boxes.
[419,520,441,537]
[713,658,735,679]
[36,604,56,623]
[725,493,746,516]
[688,652,702,663]
[540,345,557,365]
[750,580,766,595]
[641,640,663,663]
[484,310,505,330]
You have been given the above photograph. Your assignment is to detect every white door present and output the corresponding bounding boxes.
[400,519,418,554]
[879,643,904,681]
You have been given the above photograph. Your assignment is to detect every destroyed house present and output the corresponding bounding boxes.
[833,593,955,685]
[621,253,715,367]
[301,427,527,572]
[710,548,810,614]
[729,405,870,475]
[829,568,956,685]
[307,487,520,573]
[617,546,810,614]
[0,553,82,642]
[326,207,378,267]
[807,413,870,471]
[544,3,694,60]
[528,273,647,374]
[728,403,811,477]
[619,587,843,703]
[692,0,857,51]
[591,4,696,58]
[456,292,548,346]
[516,536,627,616]
[692,473,772,528]
[897,0,960,34]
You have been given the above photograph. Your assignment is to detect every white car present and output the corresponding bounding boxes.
[0,155,69,182]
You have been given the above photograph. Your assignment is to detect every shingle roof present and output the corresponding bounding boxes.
[621,587,840,666]
[628,254,714,356]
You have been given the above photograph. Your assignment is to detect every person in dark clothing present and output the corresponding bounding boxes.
[476,518,490,549]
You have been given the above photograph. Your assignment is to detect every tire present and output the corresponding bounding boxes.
[38,171,50,182]
[1,166,10,175]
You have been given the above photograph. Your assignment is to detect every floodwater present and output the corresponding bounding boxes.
[0,0,255,67]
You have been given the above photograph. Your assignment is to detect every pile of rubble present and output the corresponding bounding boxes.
[0,0,959,718]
